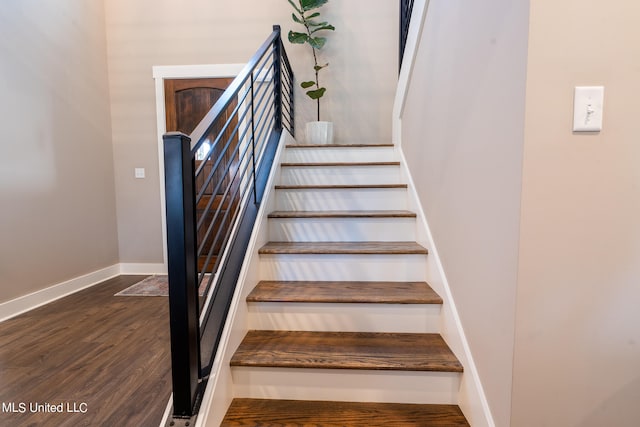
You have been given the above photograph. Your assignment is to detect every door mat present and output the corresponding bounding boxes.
[115,275,208,297]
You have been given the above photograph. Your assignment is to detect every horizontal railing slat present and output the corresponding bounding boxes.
[163,25,293,420]
[189,31,280,154]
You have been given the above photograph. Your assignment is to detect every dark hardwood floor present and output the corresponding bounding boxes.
[0,275,171,427]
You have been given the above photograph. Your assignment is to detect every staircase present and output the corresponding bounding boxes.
[220,143,469,426]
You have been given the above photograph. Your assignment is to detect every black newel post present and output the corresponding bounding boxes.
[272,25,284,133]
[163,132,201,417]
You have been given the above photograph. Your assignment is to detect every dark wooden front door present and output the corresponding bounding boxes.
[164,78,233,134]
[164,78,239,273]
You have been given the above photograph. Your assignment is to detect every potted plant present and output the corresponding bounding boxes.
[287,0,335,144]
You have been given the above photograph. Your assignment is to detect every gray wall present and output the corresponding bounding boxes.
[0,0,398,298]
[403,0,640,425]
[104,0,399,264]
[513,0,640,425]
[0,1,118,303]
[400,1,530,425]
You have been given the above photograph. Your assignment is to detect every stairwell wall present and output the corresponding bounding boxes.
[104,0,398,265]
[397,1,530,426]
[0,1,119,304]
[512,1,640,425]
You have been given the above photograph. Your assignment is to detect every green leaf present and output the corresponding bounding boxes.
[287,0,303,14]
[300,81,316,88]
[314,63,328,71]
[308,36,326,49]
[291,12,304,24]
[306,87,326,99]
[288,31,309,44]
[300,0,328,12]
[310,24,335,34]
[307,20,328,27]
[305,12,320,19]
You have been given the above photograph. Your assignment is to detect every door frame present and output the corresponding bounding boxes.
[152,64,244,270]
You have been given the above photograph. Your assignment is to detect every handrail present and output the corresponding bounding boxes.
[162,25,294,420]
[190,30,282,156]
[400,0,415,71]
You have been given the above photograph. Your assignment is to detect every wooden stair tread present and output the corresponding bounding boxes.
[198,255,217,273]
[230,330,463,372]
[281,161,400,167]
[247,281,443,304]
[222,398,469,426]
[196,194,231,210]
[268,210,417,218]
[275,183,407,189]
[258,241,428,255]
[286,143,394,148]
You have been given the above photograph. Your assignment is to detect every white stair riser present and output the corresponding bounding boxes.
[284,146,397,163]
[268,217,416,242]
[275,188,407,211]
[247,302,441,333]
[232,367,460,405]
[259,254,427,282]
[279,165,401,185]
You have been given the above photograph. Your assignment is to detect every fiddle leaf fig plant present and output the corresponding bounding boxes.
[287,0,335,121]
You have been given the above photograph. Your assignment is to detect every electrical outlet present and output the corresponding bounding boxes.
[134,168,145,179]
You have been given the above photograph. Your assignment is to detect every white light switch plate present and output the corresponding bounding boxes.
[134,168,145,179]
[573,86,604,132]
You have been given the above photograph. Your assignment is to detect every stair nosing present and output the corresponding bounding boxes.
[258,241,428,255]
[230,330,463,373]
[267,210,417,219]
[274,184,407,190]
[222,398,470,426]
[247,280,443,305]
[280,161,400,167]
[285,143,394,148]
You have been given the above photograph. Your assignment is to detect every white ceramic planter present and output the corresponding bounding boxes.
[305,121,334,144]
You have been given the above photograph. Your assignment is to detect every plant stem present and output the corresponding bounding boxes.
[312,49,320,121]
[303,13,321,121]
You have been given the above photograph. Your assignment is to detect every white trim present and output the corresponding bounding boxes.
[0,263,170,323]
[119,263,167,275]
[152,64,245,80]
[152,63,245,270]
[0,264,120,322]
[392,1,494,425]
[393,0,431,146]
[195,131,291,427]
[400,149,495,427]
[159,395,173,427]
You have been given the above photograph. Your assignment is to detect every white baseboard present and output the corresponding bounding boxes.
[0,264,121,322]
[399,148,495,427]
[119,263,167,275]
[392,1,494,425]
[0,262,167,323]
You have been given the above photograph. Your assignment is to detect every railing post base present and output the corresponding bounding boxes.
[161,26,295,422]
[163,131,201,418]
[165,414,197,427]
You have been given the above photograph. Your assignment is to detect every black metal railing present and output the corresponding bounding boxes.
[400,0,415,71]
[163,25,294,419]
